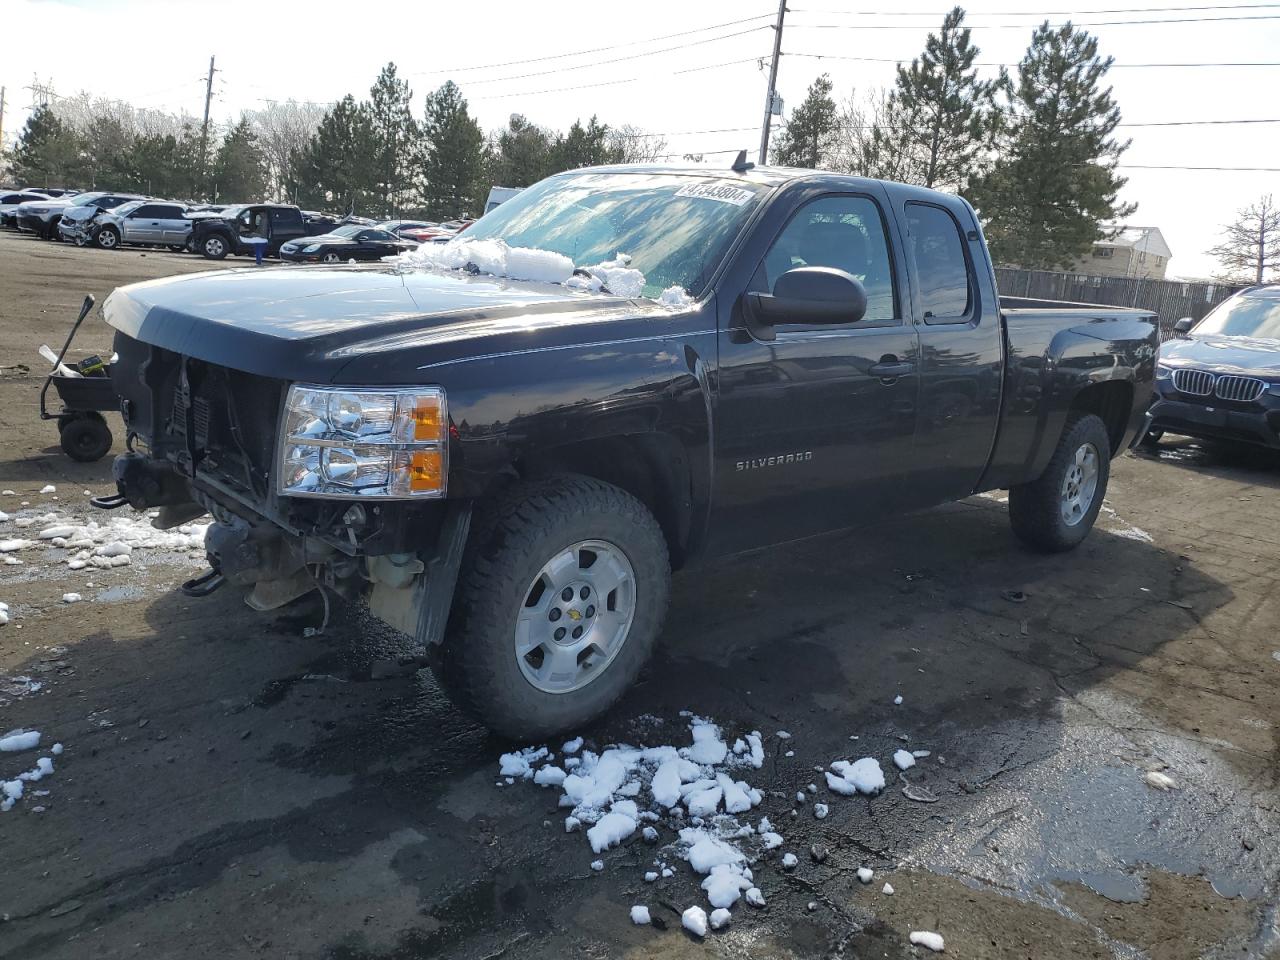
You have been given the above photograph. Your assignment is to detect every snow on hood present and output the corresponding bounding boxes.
[391,238,693,309]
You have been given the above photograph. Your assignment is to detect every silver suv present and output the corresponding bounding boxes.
[19,191,144,240]
[90,200,191,250]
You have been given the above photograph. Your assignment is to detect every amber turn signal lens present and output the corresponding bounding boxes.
[412,398,443,440]
[409,450,444,492]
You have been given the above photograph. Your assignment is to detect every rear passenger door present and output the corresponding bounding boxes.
[709,187,922,555]
[895,195,1004,508]
[151,204,190,245]
[123,204,163,244]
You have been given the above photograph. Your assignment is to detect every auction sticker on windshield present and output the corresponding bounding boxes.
[674,183,756,206]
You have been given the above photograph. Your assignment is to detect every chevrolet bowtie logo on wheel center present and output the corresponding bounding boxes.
[567,609,583,621]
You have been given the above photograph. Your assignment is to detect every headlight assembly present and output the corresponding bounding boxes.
[278,385,448,499]
[303,243,320,253]
[1155,360,1173,378]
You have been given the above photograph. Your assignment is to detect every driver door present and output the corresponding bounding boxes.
[708,190,921,556]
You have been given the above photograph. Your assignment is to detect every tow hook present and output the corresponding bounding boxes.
[90,493,130,510]
[181,567,225,598]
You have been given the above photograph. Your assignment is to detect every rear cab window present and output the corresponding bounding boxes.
[905,202,974,323]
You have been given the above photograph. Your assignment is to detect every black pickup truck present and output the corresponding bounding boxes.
[99,163,1158,737]
[188,203,331,260]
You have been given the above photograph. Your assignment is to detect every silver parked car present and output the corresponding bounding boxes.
[0,190,52,228]
[19,191,144,239]
[90,200,191,250]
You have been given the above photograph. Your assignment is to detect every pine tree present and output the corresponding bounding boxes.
[967,22,1134,270]
[771,74,839,169]
[418,81,487,220]
[292,95,377,214]
[871,6,997,190]
[11,105,85,188]
[211,117,267,203]
[489,114,555,187]
[1207,195,1280,284]
[551,116,624,172]
[367,62,418,218]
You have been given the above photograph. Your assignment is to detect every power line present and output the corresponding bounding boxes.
[789,11,1280,28]
[470,55,766,100]
[407,12,776,77]
[461,26,769,87]
[787,50,1280,67]
[789,3,1280,15]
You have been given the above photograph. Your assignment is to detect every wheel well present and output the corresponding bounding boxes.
[1070,381,1133,454]
[518,434,693,569]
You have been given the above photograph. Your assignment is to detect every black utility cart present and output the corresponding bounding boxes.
[39,296,118,462]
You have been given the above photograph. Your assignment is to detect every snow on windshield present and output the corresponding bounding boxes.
[391,238,693,308]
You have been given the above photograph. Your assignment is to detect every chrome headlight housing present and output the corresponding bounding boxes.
[278,385,448,499]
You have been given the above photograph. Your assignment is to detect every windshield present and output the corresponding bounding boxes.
[1196,293,1280,340]
[114,200,145,216]
[328,225,362,239]
[68,193,106,207]
[463,172,767,298]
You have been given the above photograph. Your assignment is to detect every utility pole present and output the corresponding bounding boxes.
[198,56,217,197]
[758,0,787,165]
[0,86,6,153]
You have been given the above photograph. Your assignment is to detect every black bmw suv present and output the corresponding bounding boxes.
[1146,284,1280,449]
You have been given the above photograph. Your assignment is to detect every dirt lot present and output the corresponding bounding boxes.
[0,228,1277,959]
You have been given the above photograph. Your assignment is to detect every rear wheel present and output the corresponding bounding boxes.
[59,413,113,462]
[435,475,670,739]
[1009,413,1111,552]
[96,226,120,250]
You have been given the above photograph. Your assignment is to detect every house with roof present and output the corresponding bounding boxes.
[1071,226,1173,280]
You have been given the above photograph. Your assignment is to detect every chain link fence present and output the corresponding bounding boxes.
[995,268,1244,338]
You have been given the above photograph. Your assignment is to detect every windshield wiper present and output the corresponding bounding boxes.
[572,266,612,295]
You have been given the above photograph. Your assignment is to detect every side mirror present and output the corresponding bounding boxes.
[745,267,868,341]
[1173,317,1195,337]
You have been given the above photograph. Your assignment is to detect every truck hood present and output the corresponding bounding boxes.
[1160,333,1280,376]
[103,264,672,383]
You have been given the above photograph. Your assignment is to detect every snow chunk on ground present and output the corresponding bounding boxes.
[630,904,651,925]
[882,882,895,895]
[893,749,916,771]
[39,485,56,494]
[857,866,874,883]
[62,593,82,604]
[590,859,604,872]
[0,539,34,552]
[682,906,708,937]
[499,746,548,779]
[910,931,945,952]
[51,743,63,756]
[644,870,658,882]
[0,730,40,752]
[93,540,133,558]
[1144,770,1176,790]
[781,853,798,869]
[745,886,766,907]
[701,862,752,908]
[709,907,731,930]
[828,757,885,795]
[680,826,745,874]
[562,736,583,755]
[814,802,829,820]
[587,808,638,853]
[743,732,764,769]
[893,695,903,705]
[687,722,728,765]
[534,765,566,787]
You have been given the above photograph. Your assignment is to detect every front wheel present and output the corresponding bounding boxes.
[321,252,341,263]
[1008,413,1112,552]
[201,235,229,259]
[96,226,120,250]
[436,475,671,739]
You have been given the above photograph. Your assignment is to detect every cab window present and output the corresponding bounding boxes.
[760,195,897,323]
[905,202,973,322]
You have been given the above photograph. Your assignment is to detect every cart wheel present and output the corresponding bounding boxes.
[60,413,113,462]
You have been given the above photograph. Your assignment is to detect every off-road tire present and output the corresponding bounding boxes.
[435,474,670,739]
[201,235,229,259]
[60,413,113,462]
[1009,413,1111,553]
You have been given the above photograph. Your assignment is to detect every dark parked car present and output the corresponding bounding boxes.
[279,225,416,263]
[377,219,437,238]
[98,163,1157,738]
[1145,283,1280,449]
[189,203,327,259]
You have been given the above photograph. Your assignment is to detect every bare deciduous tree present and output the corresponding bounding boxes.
[1207,195,1280,284]
[248,100,328,200]
[607,125,668,164]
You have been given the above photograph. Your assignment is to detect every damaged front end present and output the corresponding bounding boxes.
[103,331,468,643]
